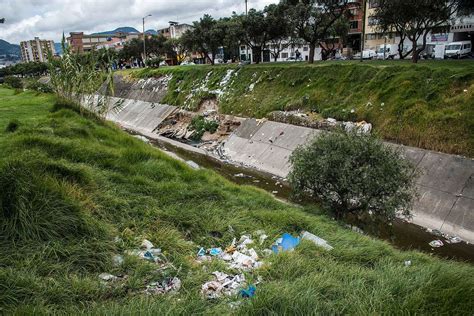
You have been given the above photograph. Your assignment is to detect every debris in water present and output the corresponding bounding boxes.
[186,160,200,170]
[446,236,462,244]
[429,240,444,248]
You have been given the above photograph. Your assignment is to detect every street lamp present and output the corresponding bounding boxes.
[143,14,152,67]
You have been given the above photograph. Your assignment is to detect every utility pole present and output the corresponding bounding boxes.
[142,14,152,67]
[360,0,367,62]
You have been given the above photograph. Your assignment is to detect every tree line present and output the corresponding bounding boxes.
[169,0,471,64]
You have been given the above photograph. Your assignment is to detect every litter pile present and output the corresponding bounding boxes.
[197,230,332,300]
[426,229,463,248]
[267,111,372,134]
[201,272,247,299]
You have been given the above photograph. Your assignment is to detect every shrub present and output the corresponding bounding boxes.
[26,81,53,93]
[289,132,417,220]
[4,76,23,89]
[189,115,219,141]
[5,120,20,133]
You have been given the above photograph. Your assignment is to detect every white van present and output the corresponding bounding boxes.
[376,44,398,59]
[444,41,472,59]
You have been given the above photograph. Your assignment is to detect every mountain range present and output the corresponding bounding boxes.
[0,39,20,56]
[92,27,140,35]
[92,27,158,35]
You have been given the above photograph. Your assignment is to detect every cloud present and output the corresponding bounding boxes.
[0,0,277,44]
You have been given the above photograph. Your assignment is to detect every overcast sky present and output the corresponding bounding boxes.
[0,0,277,44]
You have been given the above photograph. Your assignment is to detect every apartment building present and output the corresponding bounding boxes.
[157,22,193,39]
[67,32,140,53]
[20,37,55,63]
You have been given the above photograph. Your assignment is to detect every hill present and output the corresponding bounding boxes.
[92,26,140,35]
[0,39,20,56]
[132,60,474,157]
[0,87,474,314]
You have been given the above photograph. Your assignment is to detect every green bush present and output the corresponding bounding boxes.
[26,81,53,93]
[4,76,23,89]
[189,115,219,141]
[289,132,417,220]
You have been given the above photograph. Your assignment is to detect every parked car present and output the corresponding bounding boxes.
[286,56,303,62]
[444,41,472,59]
[180,61,196,66]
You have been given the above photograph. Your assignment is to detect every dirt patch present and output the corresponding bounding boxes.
[156,101,242,153]
[197,98,219,116]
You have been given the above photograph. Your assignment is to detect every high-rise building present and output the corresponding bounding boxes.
[20,37,55,63]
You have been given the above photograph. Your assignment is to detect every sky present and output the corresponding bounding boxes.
[0,0,277,44]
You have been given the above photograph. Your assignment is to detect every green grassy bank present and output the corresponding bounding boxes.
[131,60,474,157]
[1,87,474,314]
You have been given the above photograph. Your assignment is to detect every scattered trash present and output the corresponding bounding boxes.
[197,247,206,257]
[404,260,412,267]
[186,160,200,170]
[301,231,333,251]
[141,239,155,250]
[272,191,278,194]
[234,173,252,178]
[99,273,117,282]
[446,236,462,244]
[271,233,300,254]
[201,272,246,299]
[145,277,181,295]
[210,248,223,256]
[429,240,444,248]
[113,254,124,266]
[239,285,256,298]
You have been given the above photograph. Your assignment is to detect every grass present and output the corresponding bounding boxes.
[0,86,474,314]
[129,60,474,157]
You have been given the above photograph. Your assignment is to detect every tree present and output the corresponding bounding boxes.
[319,15,350,60]
[374,0,465,63]
[289,132,417,221]
[183,15,224,65]
[119,38,144,64]
[286,0,349,63]
[238,9,269,64]
[265,3,293,62]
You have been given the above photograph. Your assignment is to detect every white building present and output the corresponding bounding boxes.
[20,37,55,63]
[239,41,323,63]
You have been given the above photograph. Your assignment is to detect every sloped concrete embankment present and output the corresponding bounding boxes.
[104,76,474,243]
[223,119,474,243]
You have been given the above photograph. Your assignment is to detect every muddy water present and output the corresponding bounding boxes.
[146,136,474,264]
